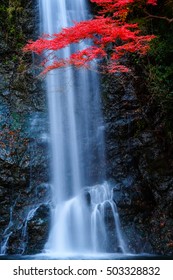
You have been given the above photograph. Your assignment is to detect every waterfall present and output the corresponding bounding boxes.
[0,206,13,255]
[40,0,126,255]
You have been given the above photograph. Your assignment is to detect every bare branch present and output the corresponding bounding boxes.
[144,10,173,23]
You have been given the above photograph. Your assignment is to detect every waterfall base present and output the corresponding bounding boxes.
[44,182,126,255]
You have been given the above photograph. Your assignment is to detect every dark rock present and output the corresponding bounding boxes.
[102,71,173,255]
[25,204,50,254]
[0,0,49,255]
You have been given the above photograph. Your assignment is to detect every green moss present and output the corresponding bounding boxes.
[11,112,22,130]
[0,1,30,79]
[145,22,173,138]
[134,120,148,137]
[129,1,173,142]
[0,0,24,49]
[17,62,27,73]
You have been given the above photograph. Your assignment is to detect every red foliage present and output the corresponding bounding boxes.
[146,0,157,5]
[24,0,157,74]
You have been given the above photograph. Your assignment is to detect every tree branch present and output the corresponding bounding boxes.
[144,10,173,23]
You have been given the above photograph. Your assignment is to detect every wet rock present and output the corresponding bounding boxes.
[0,0,49,255]
[25,204,50,254]
[102,72,173,255]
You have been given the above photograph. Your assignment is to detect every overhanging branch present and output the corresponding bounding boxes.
[144,10,173,23]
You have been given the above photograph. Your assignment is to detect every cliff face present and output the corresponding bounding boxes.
[0,0,50,254]
[102,70,173,255]
[102,1,173,256]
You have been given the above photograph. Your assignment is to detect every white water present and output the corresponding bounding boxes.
[40,0,126,255]
[0,206,13,255]
[20,206,40,254]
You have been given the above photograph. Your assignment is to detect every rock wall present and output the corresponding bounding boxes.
[102,71,173,255]
[0,0,50,255]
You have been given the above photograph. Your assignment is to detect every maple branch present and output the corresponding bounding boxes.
[144,10,173,23]
[24,1,159,74]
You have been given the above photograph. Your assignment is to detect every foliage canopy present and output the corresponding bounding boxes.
[24,0,157,74]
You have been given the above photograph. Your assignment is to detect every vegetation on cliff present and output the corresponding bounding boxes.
[24,0,157,74]
[143,0,173,141]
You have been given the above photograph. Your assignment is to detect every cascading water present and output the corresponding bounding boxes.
[40,0,126,255]
[0,206,13,255]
